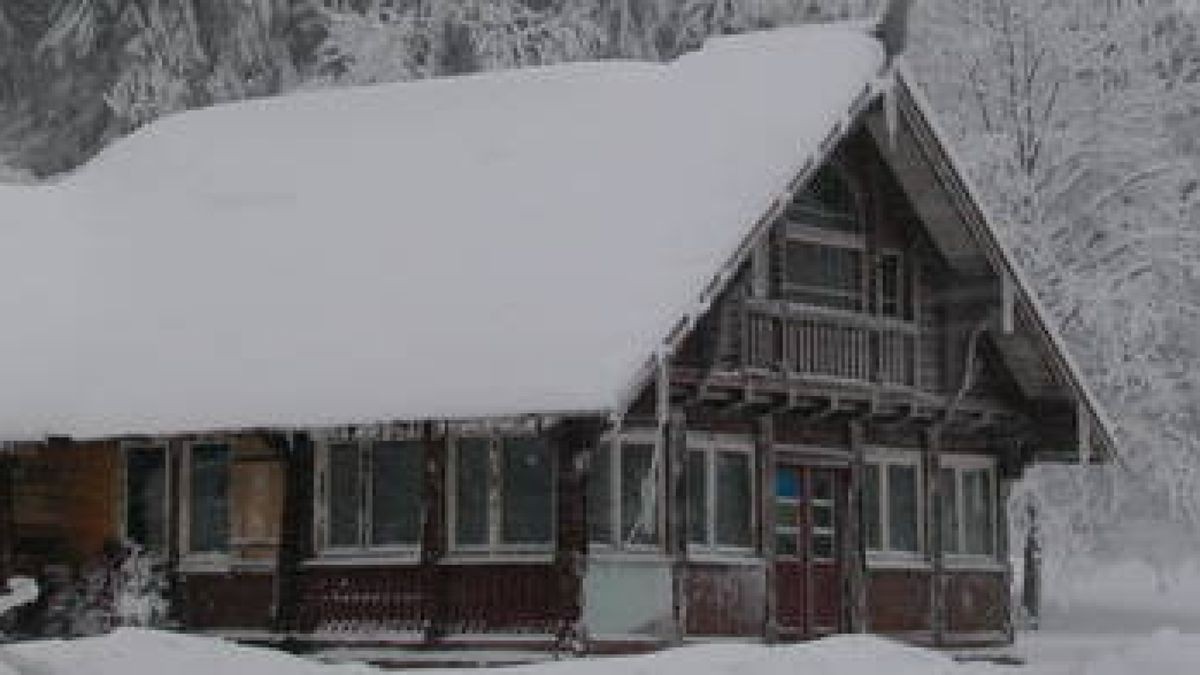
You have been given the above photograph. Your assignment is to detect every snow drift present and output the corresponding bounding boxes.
[0,25,883,440]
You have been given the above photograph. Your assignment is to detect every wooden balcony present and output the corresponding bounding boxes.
[739,299,919,388]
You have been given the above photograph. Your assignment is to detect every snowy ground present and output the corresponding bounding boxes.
[3,627,1200,675]
[2,560,1198,674]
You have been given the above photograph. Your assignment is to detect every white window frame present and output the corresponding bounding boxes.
[179,440,234,571]
[864,448,925,563]
[314,439,424,559]
[447,433,557,556]
[939,454,999,563]
[120,442,171,554]
[686,432,756,558]
[589,428,663,552]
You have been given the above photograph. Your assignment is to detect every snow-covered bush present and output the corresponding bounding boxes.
[46,542,171,637]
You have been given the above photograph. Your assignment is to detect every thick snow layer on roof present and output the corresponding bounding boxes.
[0,25,883,440]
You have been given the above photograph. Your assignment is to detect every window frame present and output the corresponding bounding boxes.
[863,448,925,563]
[447,433,557,556]
[938,454,999,563]
[588,428,663,553]
[686,433,757,558]
[315,439,425,558]
[179,440,234,569]
[120,442,171,555]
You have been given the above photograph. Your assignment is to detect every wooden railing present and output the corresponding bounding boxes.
[740,299,918,387]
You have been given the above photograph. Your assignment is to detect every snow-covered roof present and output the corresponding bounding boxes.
[0,25,885,440]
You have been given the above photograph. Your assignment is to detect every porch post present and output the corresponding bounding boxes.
[926,428,946,646]
[0,449,12,583]
[758,415,778,642]
[273,431,313,634]
[846,420,868,633]
[421,423,448,643]
[666,407,688,643]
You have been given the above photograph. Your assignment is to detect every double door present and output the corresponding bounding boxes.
[773,464,846,638]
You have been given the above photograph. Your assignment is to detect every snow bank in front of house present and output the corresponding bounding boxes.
[12,627,1200,675]
[0,630,974,675]
[0,25,883,440]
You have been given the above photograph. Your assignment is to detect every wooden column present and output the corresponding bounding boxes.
[846,420,868,633]
[925,428,945,646]
[421,423,448,643]
[273,432,314,633]
[998,475,1015,641]
[551,419,598,649]
[666,407,689,643]
[0,450,13,583]
[758,415,778,642]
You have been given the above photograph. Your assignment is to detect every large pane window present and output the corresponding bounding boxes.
[587,435,660,549]
[715,452,752,548]
[783,240,864,311]
[586,441,613,544]
[620,442,657,546]
[126,447,167,553]
[687,438,754,552]
[324,440,423,551]
[190,444,230,554]
[502,438,553,545]
[454,438,491,547]
[938,467,959,554]
[371,441,423,546]
[887,464,919,553]
[939,458,997,557]
[328,443,362,548]
[863,453,922,556]
[453,436,554,550]
[687,451,708,546]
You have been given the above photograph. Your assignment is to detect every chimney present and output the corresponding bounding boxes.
[874,0,915,63]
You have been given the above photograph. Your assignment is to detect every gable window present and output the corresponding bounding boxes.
[939,456,997,557]
[862,451,924,557]
[781,166,866,311]
[451,435,555,551]
[588,431,660,549]
[124,445,168,553]
[687,435,754,553]
[324,440,424,552]
[188,443,231,554]
[877,252,908,319]
[783,240,864,311]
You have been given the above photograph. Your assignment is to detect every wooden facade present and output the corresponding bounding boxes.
[0,72,1112,653]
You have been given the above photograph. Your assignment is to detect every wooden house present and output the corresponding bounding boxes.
[0,21,1114,653]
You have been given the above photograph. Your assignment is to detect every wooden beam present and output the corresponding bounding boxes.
[846,420,868,633]
[667,408,689,644]
[926,428,946,646]
[758,415,778,643]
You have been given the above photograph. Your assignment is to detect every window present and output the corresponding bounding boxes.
[782,167,866,311]
[789,166,861,233]
[783,240,864,311]
[125,445,167,553]
[451,435,555,551]
[939,456,997,557]
[687,436,754,553]
[877,252,908,319]
[588,433,660,548]
[863,452,923,556]
[189,443,231,554]
[324,440,424,551]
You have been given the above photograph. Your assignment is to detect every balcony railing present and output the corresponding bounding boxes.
[739,299,918,387]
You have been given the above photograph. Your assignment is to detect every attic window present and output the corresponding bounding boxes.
[788,166,861,234]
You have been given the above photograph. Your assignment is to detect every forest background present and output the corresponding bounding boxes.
[3,0,1200,598]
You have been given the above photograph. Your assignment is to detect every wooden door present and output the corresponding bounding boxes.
[774,465,845,638]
